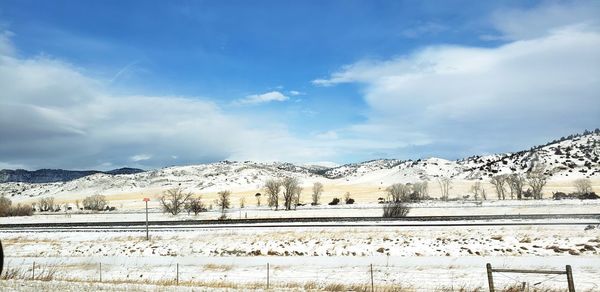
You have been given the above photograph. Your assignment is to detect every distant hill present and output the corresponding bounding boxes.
[0,130,598,199]
[0,167,144,183]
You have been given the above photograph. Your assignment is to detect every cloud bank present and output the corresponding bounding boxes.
[314,2,600,158]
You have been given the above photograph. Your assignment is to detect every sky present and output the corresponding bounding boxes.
[0,0,599,170]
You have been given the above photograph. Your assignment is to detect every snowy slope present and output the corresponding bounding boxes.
[1,131,598,199]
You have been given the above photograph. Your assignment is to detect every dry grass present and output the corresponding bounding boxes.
[202,263,233,271]
[1,264,57,281]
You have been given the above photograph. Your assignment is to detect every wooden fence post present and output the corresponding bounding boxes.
[32,261,35,280]
[370,264,374,292]
[99,262,102,282]
[267,263,270,290]
[176,263,179,285]
[566,265,575,292]
[486,263,495,292]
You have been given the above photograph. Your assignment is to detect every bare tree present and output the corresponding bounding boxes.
[574,178,592,194]
[38,197,55,212]
[294,186,302,210]
[83,194,108,211]
[239,196,246,209]
[311,182,323,205]
[160,188,192,215]
[387,183,412,202]
[185,196,206,215]
[470,181,486,201]
[413,181,429,200]
[527,165,548,200]
[508,173,525,200]
[490,175,508,200]
[264,179,281,210]
[281,177,300,210]
[216,190,231,218]
[437,178,452,201]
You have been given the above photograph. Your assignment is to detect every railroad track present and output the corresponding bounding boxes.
[1,213,598,230]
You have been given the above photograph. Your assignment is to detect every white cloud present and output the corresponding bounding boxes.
[288,90,304,96]
[130,154,152,162]
[489,1,600,40]
[0,31,15,56]
[0,34,332,169]
[313,23,600,157]
[236,91,289,104]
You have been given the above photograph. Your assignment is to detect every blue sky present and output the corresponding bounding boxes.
[0,0,599,170]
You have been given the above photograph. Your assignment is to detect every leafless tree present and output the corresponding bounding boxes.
[437,178,452,201]
[264,179,281,210]
[490,175,508,200]
[294,186,302,210]
[160,188,192,215]
[83,194,108,211]
[508,173,525,200]
[387,183,410,202]
[312,182,323,205]
[38,197,55,212]
[527,165,548,200]
[239,196,246,209]
[470,181,486,201]
[216,190,231,218]
[574,178,592,194]
[281,177,300,210]
[413,181,429,199]
[185,196,206,215]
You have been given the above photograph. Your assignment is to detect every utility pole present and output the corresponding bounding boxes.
[143,197,150,240]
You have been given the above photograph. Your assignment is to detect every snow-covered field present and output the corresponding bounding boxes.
[2,222,600,291]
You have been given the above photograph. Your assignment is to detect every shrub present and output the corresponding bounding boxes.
[0,196,33,217]
[0,196,11,216]
[578,192,599,200]
[345,198,355,204]
[7,204,33,216]
[328,198,340,205]
[185,197,206,215]
[383,202,410,218]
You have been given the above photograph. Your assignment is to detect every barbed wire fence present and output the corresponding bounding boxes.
[0,258,594,291]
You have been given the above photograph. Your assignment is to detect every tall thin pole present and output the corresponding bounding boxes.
[99,262,102,282]
[145,200,149,240]
[370,264,374,292]
[176,263,179,285]
[267,263,270,290]
[32,261,35,280]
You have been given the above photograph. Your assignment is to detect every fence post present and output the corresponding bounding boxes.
[566,265,575,292]
[99,262,102,282]
[267,263,270,290]
[486,263,495,292]
[176,263,179,285]
[370,264,374,292]
[32,261,35,280]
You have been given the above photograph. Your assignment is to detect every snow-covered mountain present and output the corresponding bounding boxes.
[1,131,598,199]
